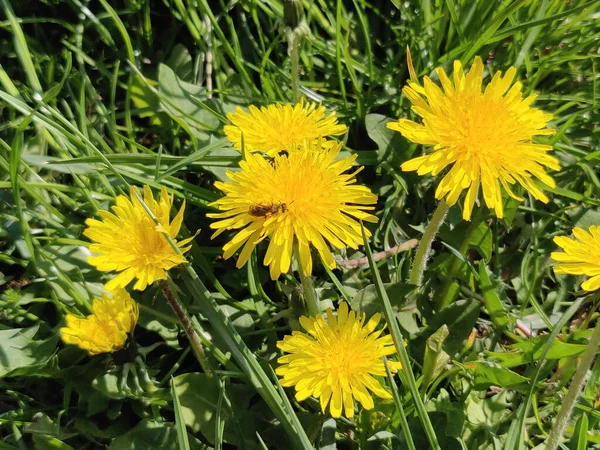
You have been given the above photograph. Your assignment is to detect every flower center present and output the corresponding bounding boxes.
[438,93,521,159]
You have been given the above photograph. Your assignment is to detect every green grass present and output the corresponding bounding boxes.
[1,0,600,449]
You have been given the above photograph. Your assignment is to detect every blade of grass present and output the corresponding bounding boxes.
[170,377,191,450]
[361,223,440,450]
[505,297,585,450]
[1,0,42,92]
[383,357,416,450]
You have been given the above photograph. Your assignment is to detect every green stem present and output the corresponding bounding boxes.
[159,280,212,377]
[545,318,600,450]
[362,224,441,450]
[408,201,450,287]
[301,274,320,317]
[289,32,300,103]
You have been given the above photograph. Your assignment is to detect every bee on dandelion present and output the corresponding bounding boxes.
[223,100,347,157]
[208,141,378,279]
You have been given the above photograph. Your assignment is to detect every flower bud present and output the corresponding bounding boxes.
[283,0,304,30]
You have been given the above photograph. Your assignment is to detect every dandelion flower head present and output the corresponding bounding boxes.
[388,56,559,220]
[208,142,378,279]
[60,288,139,355]
[552,225,600,292]
[223,100,347,157]
[85,185,195,291]
[276,302,401,419]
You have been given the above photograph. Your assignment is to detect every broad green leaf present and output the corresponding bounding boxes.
[31,436,75,450]
[158,63,221,143]
[478,263,510,328]
[0,326,58,378]
[413,300,480,361]
[461,361,529,390]
[364,113,411,163]
[487,335,588,368]
[351,282,415,319]
[421,325,451,392]
[108,420,205,450]
[569,413,588,450]
[426,389,465,439]
[172,372,258,445]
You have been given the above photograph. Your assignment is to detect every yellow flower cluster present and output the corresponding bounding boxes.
[215,101,400,418]
[213,101,377,279]
[61,185,193,355]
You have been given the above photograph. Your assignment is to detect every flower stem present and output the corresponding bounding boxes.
[301,274,321,317]
[289,32,300,103]
[545,318,600,450]
[408,201,450,287]
[159,280,212,377]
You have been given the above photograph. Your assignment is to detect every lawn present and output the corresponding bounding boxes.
[1,0,600,449]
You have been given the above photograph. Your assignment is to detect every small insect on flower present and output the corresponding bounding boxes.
[388,56,559,220]
[276,302,401,419]
[60,288,139,355]
[248,202,288,217]
[552,225,600,292]
[84,185,197,291]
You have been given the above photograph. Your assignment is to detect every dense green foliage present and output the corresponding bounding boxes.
[1,0,600,449]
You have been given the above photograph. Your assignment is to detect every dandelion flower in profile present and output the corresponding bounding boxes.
[388,56,559,220]
[208,141,378,280]
[60,288,139,355]
[85,186,195,291]
[223,100,347,157]
[276,302,400,419]
[552,225,600,292]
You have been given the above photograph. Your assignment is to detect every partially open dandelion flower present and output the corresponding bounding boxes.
[223,100,347,157]
[85,186,195,291]
[388,56,559,220]
[208,142,378,279]
[552,226,600,292]
[60,288,139,355]
[276,302,400,419]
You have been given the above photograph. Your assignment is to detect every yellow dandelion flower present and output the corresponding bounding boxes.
[60,288,139,355]
[276,302,401,419]
[223,100,347,157]
[387,56,559,220]
[552,226,600,292]
[85,185,196,291]
[207,142,378,280]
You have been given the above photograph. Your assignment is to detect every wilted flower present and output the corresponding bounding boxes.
[60,288,139,355]
[388,56,559,220]
[276,302,401,419]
